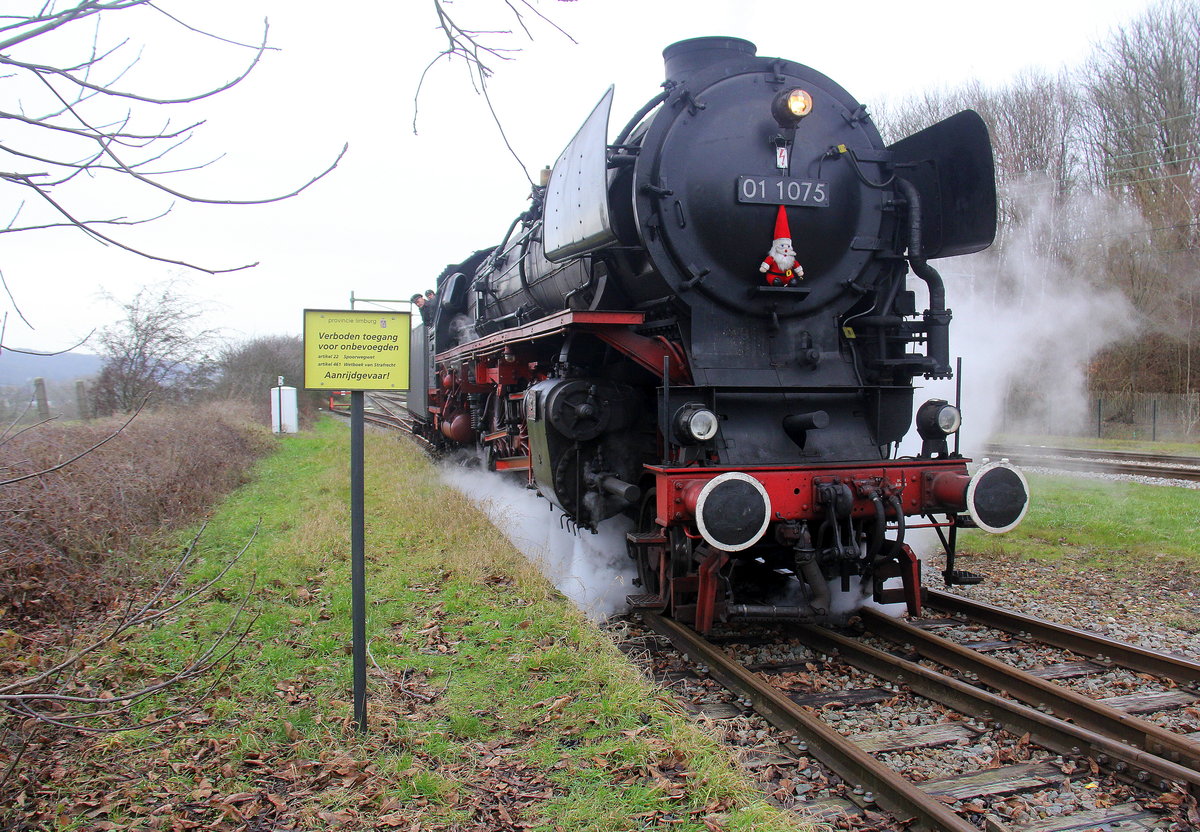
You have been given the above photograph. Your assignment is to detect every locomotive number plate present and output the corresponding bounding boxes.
[736,176,830,207]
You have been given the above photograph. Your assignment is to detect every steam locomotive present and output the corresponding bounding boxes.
[406,37,1029,632]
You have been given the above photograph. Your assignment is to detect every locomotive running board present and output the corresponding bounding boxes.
[437,310,644,363]
[435,309,690,384]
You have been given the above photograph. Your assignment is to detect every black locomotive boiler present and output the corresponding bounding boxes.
[406,37,1029,632]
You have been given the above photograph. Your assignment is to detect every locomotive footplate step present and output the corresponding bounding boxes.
[627,593,667,610]
[944,569,985,585]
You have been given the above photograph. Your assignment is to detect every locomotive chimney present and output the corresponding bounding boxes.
[663,37,756,83]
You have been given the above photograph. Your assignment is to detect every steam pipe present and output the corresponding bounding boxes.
[798,555,830,617]
[914,259,952,378]
[896,176,951,376]
[613,90,669,149]
[869,495,886,557]
[910,258,946,312]
[895,177,923,259]
[729,604,817,621]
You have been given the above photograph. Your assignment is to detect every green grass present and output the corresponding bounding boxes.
[15,418,809,832]
[960,471,1200,569]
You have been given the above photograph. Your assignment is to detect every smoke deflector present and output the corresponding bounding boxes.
[543,86,618,262]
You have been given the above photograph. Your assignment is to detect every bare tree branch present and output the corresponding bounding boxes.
[414,0,576,186]
[0,173,257,273]
[1,330,95,356]
[0,2,348,282]
[0,523,261,734]
[0,1,144,53]
[147,4,277,51]
[0,268,31,329]
[0,20,270,106]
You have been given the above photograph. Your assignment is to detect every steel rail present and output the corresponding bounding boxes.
[330,407,406,429]
[986,445,1200,468]
[984,445,1200,482]
[861,609,1200,777]
[925,588,1200,687]
[640,612,980,832]
[789,623,1200,799]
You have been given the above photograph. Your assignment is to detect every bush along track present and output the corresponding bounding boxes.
[1,419,808,832]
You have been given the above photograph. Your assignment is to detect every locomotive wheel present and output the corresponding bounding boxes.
[634,488,660,593]
[634,489,689,596]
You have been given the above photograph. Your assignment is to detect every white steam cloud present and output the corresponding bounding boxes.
[911,184,1137,452]
[439,460,637,621]
[905,183,1140,561]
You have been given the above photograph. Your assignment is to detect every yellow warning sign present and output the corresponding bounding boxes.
[303,309,411,391]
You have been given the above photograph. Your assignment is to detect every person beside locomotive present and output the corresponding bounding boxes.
[410,292,435,326]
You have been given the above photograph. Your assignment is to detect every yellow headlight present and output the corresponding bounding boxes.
[771,88,813,127]
[787,89,813,117]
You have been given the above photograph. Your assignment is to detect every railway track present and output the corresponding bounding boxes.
[632,599,1200,831]
[327,392,425,434]
[335,404,1199,825]
[985,445,1200,483]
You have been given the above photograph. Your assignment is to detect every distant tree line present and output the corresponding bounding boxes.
[878,0,1199,398]
[71,282,318,422]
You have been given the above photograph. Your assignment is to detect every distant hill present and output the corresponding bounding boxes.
[0,350,102,385]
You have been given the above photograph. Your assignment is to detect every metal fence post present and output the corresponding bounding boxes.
[1152,398,1158,442]
[1097,397,1102,439]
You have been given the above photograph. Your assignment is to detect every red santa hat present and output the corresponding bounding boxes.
[772,204,792,242]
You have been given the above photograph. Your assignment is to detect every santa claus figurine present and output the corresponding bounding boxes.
[759,204,804,286]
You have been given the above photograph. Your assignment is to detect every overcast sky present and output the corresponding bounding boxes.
[1,0,1160,354]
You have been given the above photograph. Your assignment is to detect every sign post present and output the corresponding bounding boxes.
[303,309,411,732]
[350,389,366,731]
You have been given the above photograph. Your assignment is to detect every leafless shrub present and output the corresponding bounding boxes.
[210,334,325,427]
[0,403,271,625]
[90,281,220,416]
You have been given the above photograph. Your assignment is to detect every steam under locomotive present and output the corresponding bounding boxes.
[405,37,1030,632]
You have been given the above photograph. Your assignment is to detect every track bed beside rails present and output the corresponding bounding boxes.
[612,603,1200,831]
